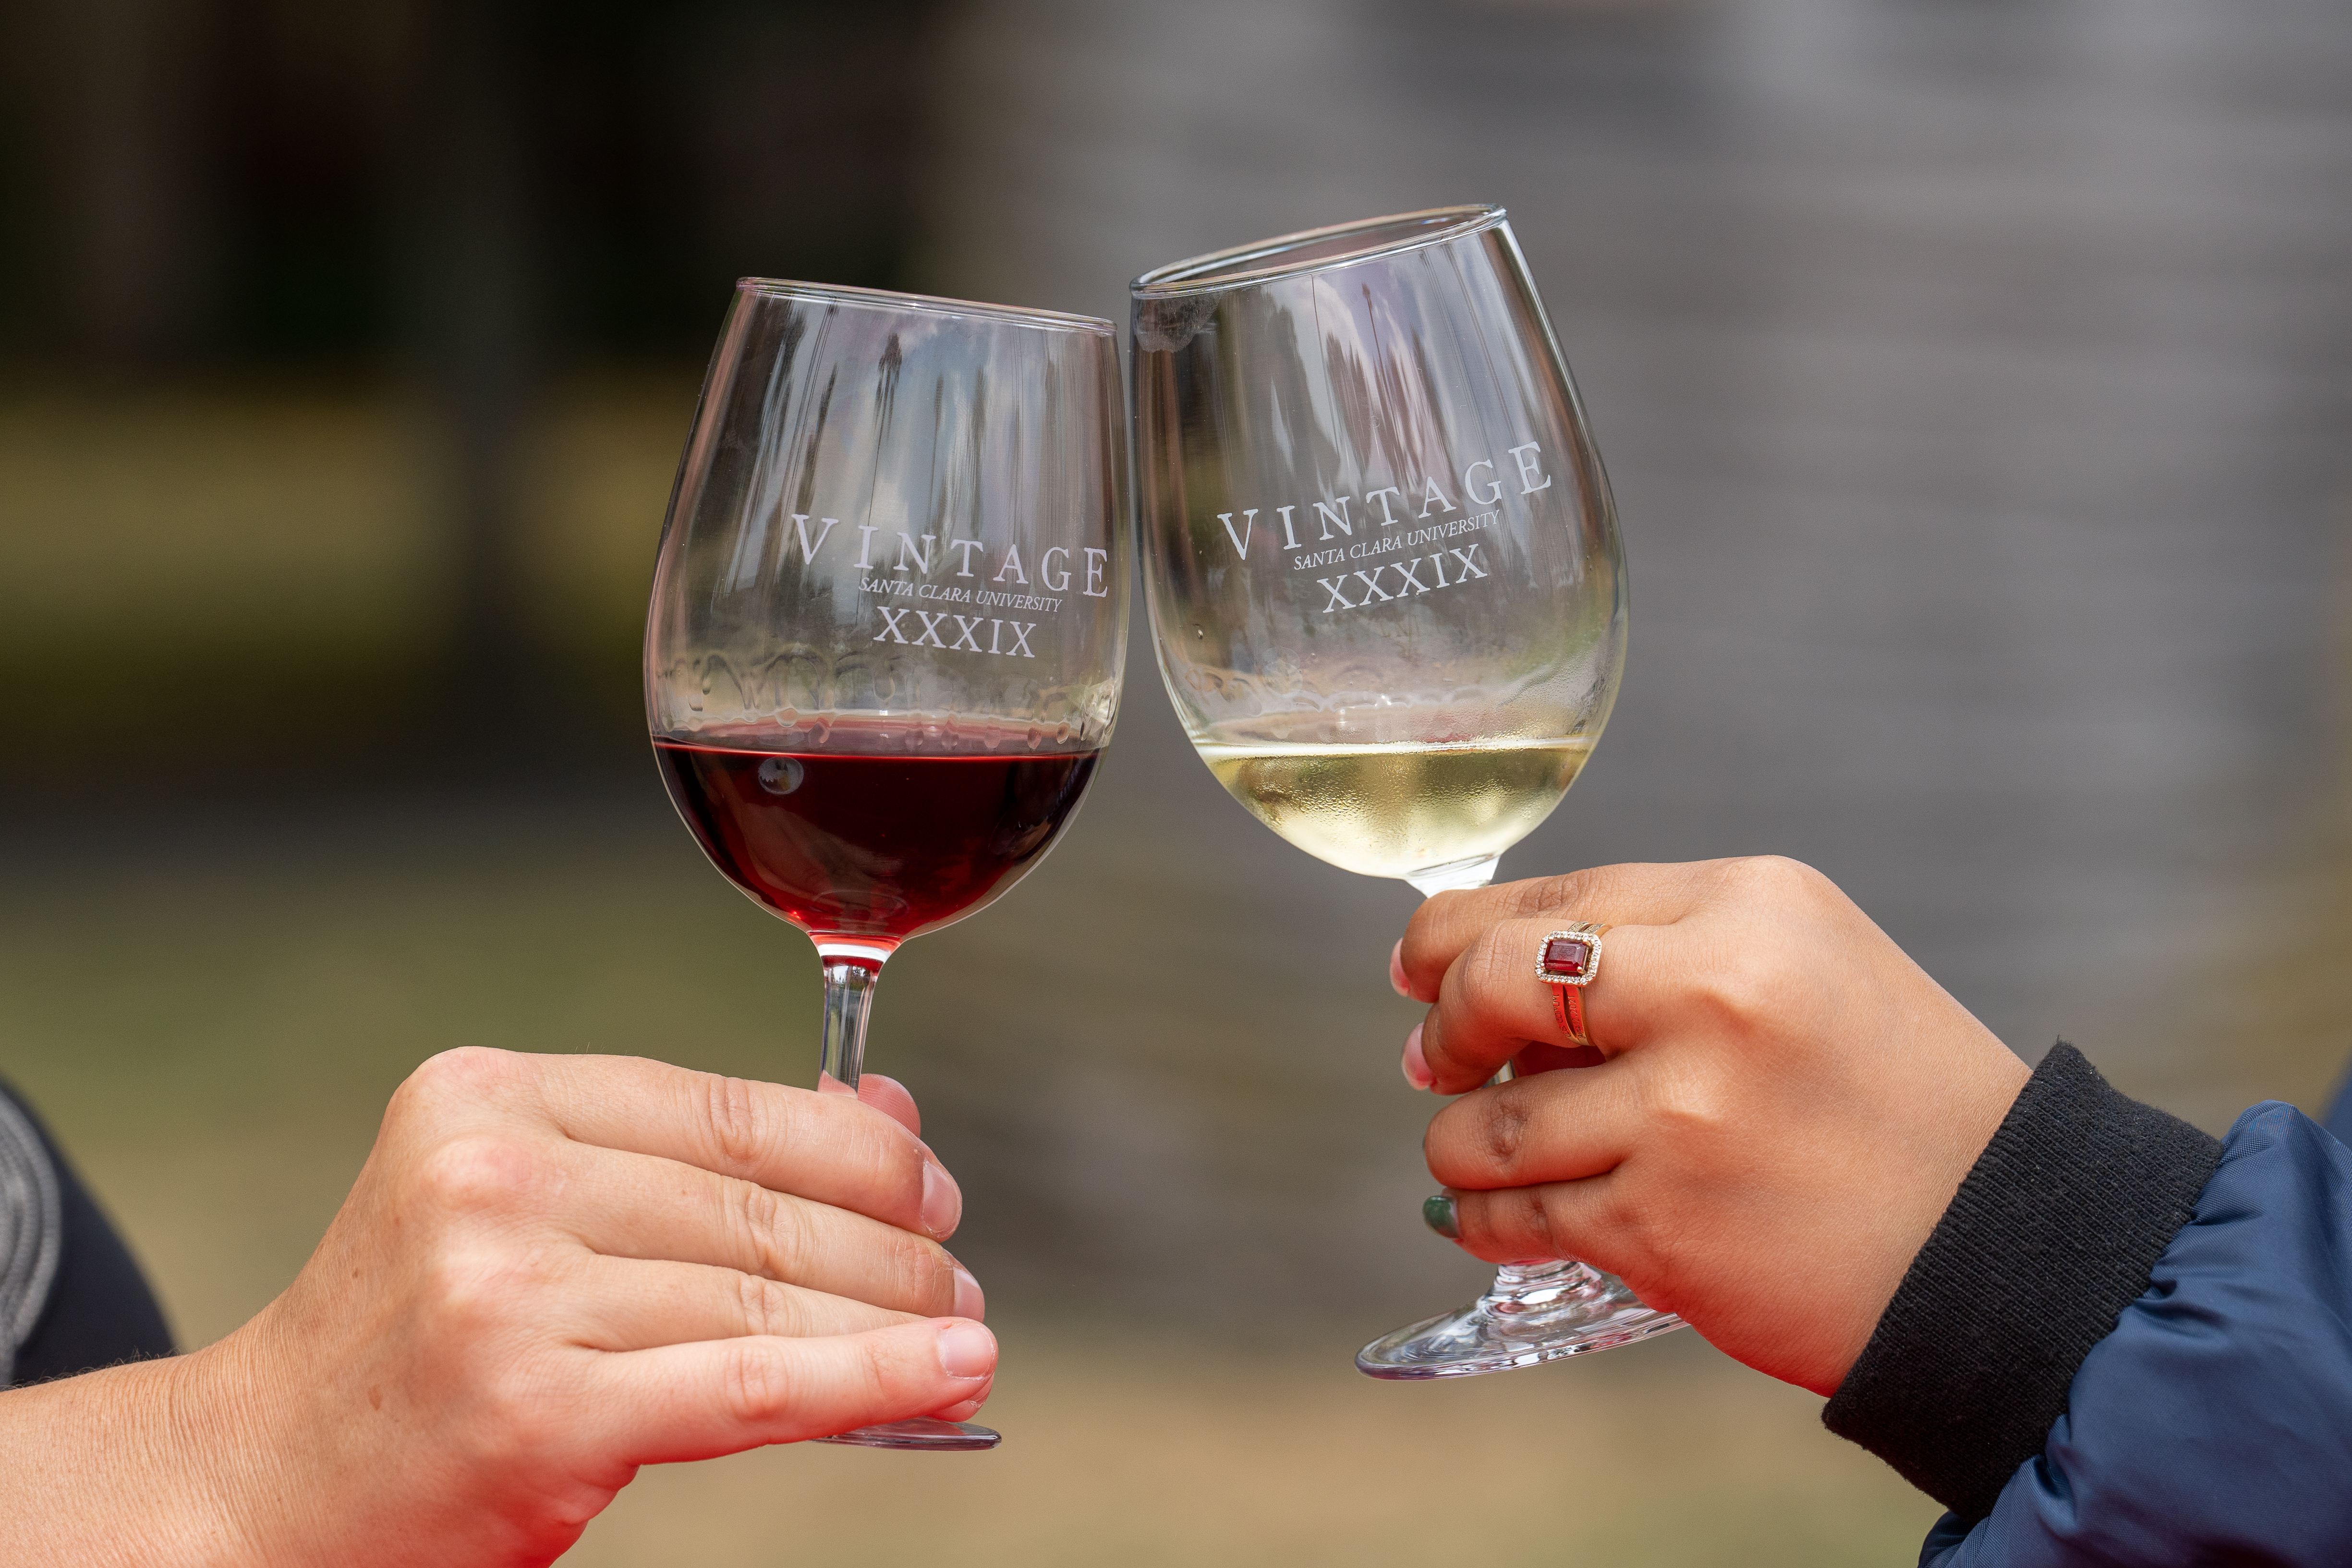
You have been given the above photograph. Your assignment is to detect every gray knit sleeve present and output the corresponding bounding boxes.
[0,1092,63,1388]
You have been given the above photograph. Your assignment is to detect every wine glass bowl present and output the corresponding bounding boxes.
[1134,207,1626,898]
[647,278,1127,1444]
[1131,207,1683,1374]
[653,722,1103,960]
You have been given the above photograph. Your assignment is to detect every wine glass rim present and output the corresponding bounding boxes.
[1129,205,1508,297]
[735,277,1115,336]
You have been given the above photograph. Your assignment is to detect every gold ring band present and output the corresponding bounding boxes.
[1536,923,1610,1047]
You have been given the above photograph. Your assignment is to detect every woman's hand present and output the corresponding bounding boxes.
[1396,856,2028,1395]
[0,1049,995,1568]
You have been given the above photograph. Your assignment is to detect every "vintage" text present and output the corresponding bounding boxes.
[1213,441,1552,561]
[786,513,1112,598]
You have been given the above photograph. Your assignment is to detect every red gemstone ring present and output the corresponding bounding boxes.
[1536,923,1610,1046]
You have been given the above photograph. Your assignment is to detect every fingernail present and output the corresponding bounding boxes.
[935,1377,992,1422]
[936,1320,996,1380]
[921,1162,962,1239]
[1388,939,1409,997]
[1401,1023,1434,1091]
[1423,1193,1461,1240]
[952,1265,986,1321]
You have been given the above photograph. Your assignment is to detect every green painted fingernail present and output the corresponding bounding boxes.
[1423,1193,1460,1239]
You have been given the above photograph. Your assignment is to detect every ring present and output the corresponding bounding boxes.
[1536,923,1610,1046]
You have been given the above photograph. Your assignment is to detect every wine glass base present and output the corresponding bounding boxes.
[1356,1260,1686,1379]
[810,1417,1002,1450]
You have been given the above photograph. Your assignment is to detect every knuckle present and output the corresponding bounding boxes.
[1505,872,1580,919]
[412,1132,538,1215]
[1426,1087,1537,1189]
[1479,1087,1534,1179]
[483,1361,566,1450]
[883,1235,958,1314]
[734,1272,804,1338]
[1474,1184,1554,1257]
[1643,1057,1733,1135]
[736,1183,802,1278]
[853,1334,896,1406]
[723,1340,795,1425]
[1600,1181,1684,1303]
[699,1074,769,1177]
[1725,853,1825,901]
[415,1243,529,1339]
[921,1246,961,1314]
[1692,953,1775,1030]
[1687,918,1794,1028]
[1524,1186,1572,1258]
[1466,930,1522,1004]
[393,1046,520,1118]
[840,1112,918,1204]
[1426,936,1525,1070]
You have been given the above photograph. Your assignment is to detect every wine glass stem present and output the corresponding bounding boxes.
[1402,856,1597,1297]
[817,958,881,1092]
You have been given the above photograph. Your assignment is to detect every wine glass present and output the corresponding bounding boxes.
[646,278,1127,1445]
[1131,206,1683,1378]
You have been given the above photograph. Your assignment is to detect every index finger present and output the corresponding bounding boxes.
[602,1318,998,1461]
[1396,860,1735,1003]
[413,1050,955,1240]
[819,1071,923,1137]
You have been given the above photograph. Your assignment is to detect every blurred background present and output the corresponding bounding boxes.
[3,0,2349,1560]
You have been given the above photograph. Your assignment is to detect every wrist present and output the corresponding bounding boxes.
[119,1336,286,1566]
[166,1311,323,1566]
[0,1345,264,1568]
[1823,1032,2031,1387]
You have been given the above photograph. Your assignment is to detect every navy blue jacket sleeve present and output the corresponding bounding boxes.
[1920,1102,2352,1566]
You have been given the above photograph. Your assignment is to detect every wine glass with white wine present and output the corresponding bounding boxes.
[1130,206,1685,1377]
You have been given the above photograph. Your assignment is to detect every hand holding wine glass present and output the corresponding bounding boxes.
[1396,857,2029,1395]
[0,1049,1004,1568]
[647,278,1127,1446]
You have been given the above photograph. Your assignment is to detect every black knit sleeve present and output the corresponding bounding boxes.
[1821,1042,2221,1522]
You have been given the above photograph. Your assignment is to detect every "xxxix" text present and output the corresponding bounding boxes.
[1315,544,1491,613]
[873,608,1039,657]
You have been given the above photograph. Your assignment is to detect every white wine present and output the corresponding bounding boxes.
[1196,736,1592,881]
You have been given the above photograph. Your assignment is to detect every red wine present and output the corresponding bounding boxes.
[654,733,1101,952]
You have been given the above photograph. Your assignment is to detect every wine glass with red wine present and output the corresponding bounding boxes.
[645,278,1127,1451]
